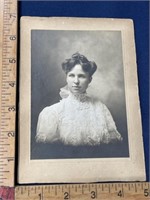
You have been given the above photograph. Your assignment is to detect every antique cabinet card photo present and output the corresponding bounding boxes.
[18,17,146,183]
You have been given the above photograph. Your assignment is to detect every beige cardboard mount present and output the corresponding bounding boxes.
[18,17,146,184]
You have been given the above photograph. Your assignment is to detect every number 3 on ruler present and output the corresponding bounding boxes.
[8,106,15,112]
[91,191,96,199]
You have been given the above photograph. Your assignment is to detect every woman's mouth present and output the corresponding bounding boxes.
[72,86,81,90]
[73,86,80,88]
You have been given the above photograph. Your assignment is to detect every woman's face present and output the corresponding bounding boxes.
[66,64,91,94]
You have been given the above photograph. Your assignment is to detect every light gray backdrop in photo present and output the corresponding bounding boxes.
[31,30,129,159]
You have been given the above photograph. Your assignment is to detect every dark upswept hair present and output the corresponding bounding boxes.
[62,52,97,77]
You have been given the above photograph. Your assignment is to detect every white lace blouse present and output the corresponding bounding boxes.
[36,93,123,145]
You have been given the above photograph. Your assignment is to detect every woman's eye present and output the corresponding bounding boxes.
[68,74,74,77]
[79,75,86,78]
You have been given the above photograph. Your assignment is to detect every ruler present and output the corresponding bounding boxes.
[15,182,150,200]
[0,0,17,187]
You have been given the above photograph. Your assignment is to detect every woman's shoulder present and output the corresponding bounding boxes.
[39,101,64,117]
[90,96,105,107]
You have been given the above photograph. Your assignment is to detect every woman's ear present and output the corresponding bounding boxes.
[89,76,92,83]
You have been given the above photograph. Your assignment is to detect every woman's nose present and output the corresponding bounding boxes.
[74,77,79,84]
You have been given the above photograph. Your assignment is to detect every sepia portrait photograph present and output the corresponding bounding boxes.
[18,17,145,183]
[31,29,129,159]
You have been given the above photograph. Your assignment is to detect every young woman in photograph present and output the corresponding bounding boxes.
[36,52,123,145]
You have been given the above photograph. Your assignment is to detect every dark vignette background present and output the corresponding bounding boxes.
[18,1,149,180]
[31,30,129,159]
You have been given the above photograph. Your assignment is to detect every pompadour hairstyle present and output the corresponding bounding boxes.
[62,52,97,77]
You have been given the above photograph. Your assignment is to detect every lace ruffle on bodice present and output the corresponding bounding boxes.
[36,93,123,145]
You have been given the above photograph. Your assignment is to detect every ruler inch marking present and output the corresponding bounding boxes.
[81,184,84,194]
[121,184,124,197]
[28,187,30,196]
[108,184,110,193]
[41,186,43,200]
[55,185,57,196]
[134,183,137,193]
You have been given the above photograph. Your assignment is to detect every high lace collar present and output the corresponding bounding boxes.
[68,92,88,102]
[59,86,88,102]
[66,92,90,110]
